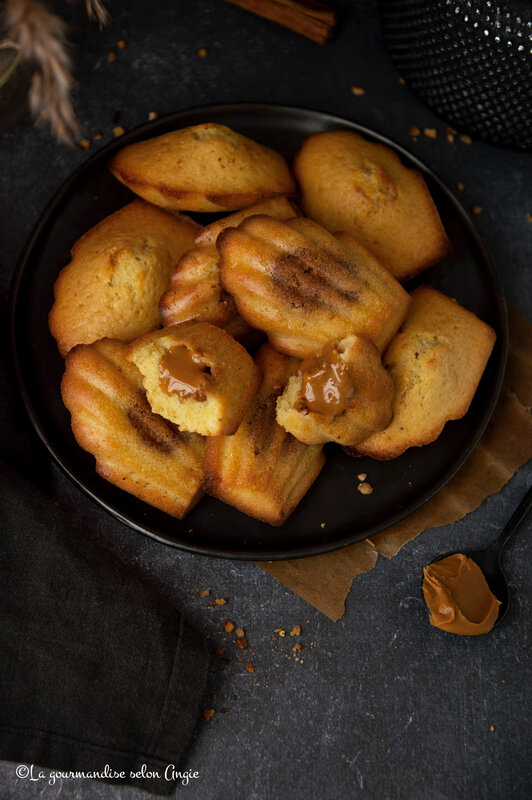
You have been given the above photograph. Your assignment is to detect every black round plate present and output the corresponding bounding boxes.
[9,103,508,560]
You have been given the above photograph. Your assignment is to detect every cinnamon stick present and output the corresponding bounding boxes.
[225,0,336,44]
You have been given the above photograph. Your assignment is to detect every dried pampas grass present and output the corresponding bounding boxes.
[2,0,110,144]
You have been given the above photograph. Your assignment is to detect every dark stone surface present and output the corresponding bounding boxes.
[1,1,530,798]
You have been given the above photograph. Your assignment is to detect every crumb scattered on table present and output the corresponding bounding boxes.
[357,481,373,495]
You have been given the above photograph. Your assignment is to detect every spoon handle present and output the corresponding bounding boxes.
[490,484,532,557]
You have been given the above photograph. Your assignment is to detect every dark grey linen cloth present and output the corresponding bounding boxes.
[0,458,209,795]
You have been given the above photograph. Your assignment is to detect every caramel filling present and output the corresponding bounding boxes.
[300,344,354,423]
[159,345,209,401]
[422,553,500,636]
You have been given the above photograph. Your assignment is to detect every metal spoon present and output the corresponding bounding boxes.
[434,484,532,627]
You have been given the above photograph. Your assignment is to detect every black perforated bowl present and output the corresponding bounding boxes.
[381,0,532,150]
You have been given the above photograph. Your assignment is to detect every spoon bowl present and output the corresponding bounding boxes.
[431,484,532,628]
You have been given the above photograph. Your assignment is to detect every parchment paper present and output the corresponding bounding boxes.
[259,307,532,620]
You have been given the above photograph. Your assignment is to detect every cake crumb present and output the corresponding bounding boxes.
[199,589,210,598]
[357,481,373,495]
[215,647,224,655]
[408,125,421,138]
[399,76,405,85]
[117,40,126,49]
[460,134,472,144]
[215,597,227,605]
[320,522,326,528]
[246,663,255,673]
[290,625,302,636]
[350,85,365,96]
[293,643,303,652]
[108,52,117,62]
[526,212,532,223]
[423,127,437,139]
[274,628,286,637]
[78,138,91,150]
[93,133,102,141]
[236,639,248,650]
[357,473,367,481]
[148,111,158,121]
[112,126,125,137]
[224,620,235,633]
[235,627,246,639]
[446,125,457,143]
[457,182,465,191]
[471,205,483,215]
[203,709,215,722]
[198,47,207,57]
[489,725,495,732]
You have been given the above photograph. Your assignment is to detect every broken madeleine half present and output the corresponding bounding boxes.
[125,321,261,436]
[276,334,395,446]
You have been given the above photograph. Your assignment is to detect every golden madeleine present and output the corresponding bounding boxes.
[351,286,496,459]
[49,200,200,357]
[203,344,325,526]
[218,215,411,357]
[294,130,451,281]
[61,338,204,518]
[108,123,296,213]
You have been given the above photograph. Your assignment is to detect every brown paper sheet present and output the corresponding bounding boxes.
[258,307,532,621]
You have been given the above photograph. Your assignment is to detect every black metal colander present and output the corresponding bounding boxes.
[381,0,532,150]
